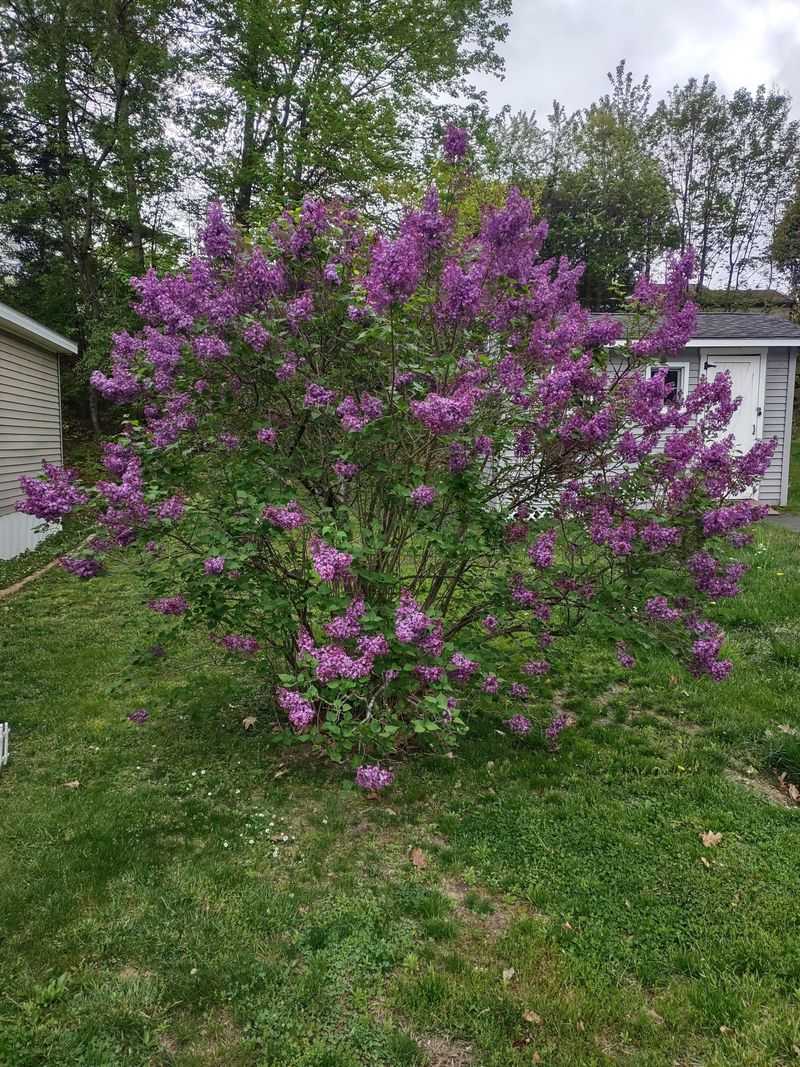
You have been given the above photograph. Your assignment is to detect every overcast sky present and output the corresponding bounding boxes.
[473,0,800,120]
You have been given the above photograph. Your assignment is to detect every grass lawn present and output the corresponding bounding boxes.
[787,436,800,513]
[2,527,800,1066]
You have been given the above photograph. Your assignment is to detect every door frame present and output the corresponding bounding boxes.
[698,347,767,442]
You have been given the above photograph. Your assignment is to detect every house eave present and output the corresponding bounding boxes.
[0,301,78,355]
[683,337,800,348]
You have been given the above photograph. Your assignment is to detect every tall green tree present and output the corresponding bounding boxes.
[652,79,798,294]
[0,0,185,423]
[524,64,677,307]
[719,87,799,293]
[187,0,511,222]
[541,108,676,306]
[773,183,800,310]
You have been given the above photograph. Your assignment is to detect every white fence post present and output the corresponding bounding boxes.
[0,723,9,768]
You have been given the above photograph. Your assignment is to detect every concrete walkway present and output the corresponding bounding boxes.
[766,512,800,532]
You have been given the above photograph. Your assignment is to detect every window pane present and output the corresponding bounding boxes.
[664,368,682,404]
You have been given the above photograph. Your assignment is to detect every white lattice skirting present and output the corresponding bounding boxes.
[0,512,60,560]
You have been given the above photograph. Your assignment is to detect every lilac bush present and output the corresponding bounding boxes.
[18,131,775,776]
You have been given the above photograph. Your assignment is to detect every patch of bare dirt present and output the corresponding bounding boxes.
[627,709,703,734]
[184,1009,244,1064]
[725,767,799,809]
[155,1032,179,1057]
[594,706,702,735]
[593,683,630,709]
[416,1034,475,1066]
[117,964,153,981]
[441,878,546,939]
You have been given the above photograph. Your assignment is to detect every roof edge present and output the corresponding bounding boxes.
[684,337,800,348]
[0,300,78,355]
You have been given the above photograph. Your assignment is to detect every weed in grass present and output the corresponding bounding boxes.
[765,732,800,786]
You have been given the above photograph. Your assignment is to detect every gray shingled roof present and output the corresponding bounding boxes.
[691,312,800,340]
[592,310,800,342]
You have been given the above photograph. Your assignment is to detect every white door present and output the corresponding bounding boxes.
[704,353,762,454]
[703,352,763,497]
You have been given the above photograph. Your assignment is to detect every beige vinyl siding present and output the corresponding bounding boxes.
[0,330,62,516]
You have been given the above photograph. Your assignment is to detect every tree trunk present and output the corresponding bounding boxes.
[234,98,257,223]
[114,1,145,271]
[88,382,101,436]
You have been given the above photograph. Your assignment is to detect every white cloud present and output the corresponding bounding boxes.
[473,0,800,117]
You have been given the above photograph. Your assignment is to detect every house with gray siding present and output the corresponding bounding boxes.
[0,301,77,559]
[650,313,800,506]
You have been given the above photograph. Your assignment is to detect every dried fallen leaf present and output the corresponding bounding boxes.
[699,856,712,868]
[410,847,427,869]
[700,830,722,848]
[63,779,80,789]
[562,921,574,931]
[523,1010,543,1025]
[776,723,798,735]
[788,783,800,803]
[502,967,516,983]
[532,1054,542,1064]
[242,715,258,731]
[576,1020,585,1032]
[273,769,288,779]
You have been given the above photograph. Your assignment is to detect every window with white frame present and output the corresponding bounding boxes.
[646,361,689,406]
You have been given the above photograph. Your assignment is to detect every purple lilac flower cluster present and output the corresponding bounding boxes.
[336,394,383,432]
[355,764,395,791]
[522,660,550,676]
[416,665,445,684]
[504,714,531,735]
[545,713,569,749]
[687,552,746,598]
[149,596,189,615]
[158,495,185,521]
[364,234,423,313]
[442,124,470,162]
[277,687,315,730]
[449,653,478,683]
[310,537,352,582]
[324,597,365,639]
[60,556,104,580]
[528,529,556,569]
[394,591,444,658]
[410,484,437,507]
[410,389,477,434]
[304,382,336,408]
[257,426,277,445]
[16,463,87,521]
[263,500,308,529]
[645,596,682,623]
[332,460,360,479]
[216,627,260,653]
[482,674,500,694]
[616,641,636,669]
